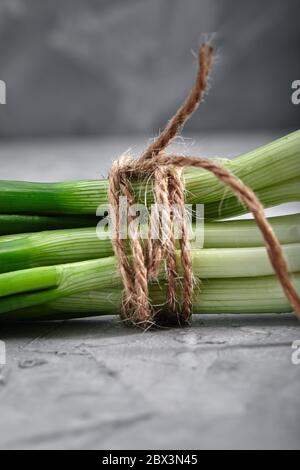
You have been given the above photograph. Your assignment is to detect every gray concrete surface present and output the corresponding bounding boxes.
[0,133,299,449]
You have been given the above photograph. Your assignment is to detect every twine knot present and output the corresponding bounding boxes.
[108,43,300,329]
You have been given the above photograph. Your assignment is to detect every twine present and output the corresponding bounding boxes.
[108,43,300,329]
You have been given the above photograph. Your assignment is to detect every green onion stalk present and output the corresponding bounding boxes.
[0,243,299,318]
[205,176,300,219]
[0,131,300,323]
[0,214,299,274]
[0,214,97,236]
[0,131,299,218]
[5,274,300,322]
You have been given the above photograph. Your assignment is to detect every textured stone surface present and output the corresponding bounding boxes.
[1,314,300,450]
[0,134,299,449]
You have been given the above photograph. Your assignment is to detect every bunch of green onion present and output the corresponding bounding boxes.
[0,130,300,323]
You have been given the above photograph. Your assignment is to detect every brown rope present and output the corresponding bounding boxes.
[108,43,300,329]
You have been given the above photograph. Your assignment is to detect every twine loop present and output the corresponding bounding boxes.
[108,43,300,329]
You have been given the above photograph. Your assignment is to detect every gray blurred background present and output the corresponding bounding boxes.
[0,0,299,140]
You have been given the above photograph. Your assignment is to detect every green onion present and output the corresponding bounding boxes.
[1,131,300,324]
[2,273,300,321]
[205,176,300,219]
[0,243,299,316]
[0,214,299,274]
[0,214,97,236]
[0,131,299,216]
